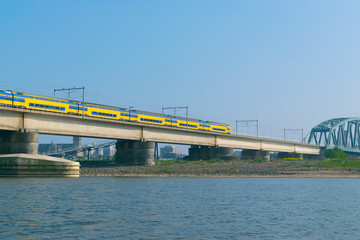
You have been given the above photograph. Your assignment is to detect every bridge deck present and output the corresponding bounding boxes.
[0,106,322,155]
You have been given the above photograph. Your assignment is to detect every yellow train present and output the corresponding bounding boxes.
[0,89,231,134]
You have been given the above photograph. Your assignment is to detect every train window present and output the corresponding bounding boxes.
[28,103,64,111]
[180,123,197,128]
[121,113,138,118]
[92,111,116,118]
[70,105,87,111]
[212,128,225,132]
[140,118,161,123]
[165,119,177,123]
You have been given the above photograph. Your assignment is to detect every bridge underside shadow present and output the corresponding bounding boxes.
[0,130,324,165]
[185,145,238,161]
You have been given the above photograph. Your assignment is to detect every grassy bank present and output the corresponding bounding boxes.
[80,159,360,177]
[305,159,360,170]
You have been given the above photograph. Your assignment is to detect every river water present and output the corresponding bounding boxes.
[1,177,360,239]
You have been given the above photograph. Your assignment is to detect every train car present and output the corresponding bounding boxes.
[0,89,231,134]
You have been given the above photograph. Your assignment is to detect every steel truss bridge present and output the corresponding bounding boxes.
[47,140,116,159]
[307,118,360,154]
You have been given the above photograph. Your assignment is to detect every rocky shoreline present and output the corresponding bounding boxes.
[80,160,360,178]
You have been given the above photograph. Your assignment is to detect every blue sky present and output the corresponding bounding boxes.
[1,0,360,145]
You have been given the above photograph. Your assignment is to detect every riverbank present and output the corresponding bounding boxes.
[80,159,360,178]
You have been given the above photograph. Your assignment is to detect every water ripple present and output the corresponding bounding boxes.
[1,177,360,239]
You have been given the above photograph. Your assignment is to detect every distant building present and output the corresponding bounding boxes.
[73,136,81,148]
[160,145,183,159]
[85,144,116,160]
[38,141,74,155]
[103,145,116,159]
[38,136,83,158]
[39,137,118,160]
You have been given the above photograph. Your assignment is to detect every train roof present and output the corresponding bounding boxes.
[2,89,230,126]
[131,109,229,126]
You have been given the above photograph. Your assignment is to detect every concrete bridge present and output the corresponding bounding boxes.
[0,106,322,165]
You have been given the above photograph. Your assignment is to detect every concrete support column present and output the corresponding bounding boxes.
[116,140,155,166]
[213,147,235,160]
[277,152,303,159]
[187,145,235,160]
[242,149,270,161]
[188,145,201,160]
[0,130,38,154]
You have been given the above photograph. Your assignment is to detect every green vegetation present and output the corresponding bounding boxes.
[325,147,348,160]
[248,158,264,163]
[160,157,360,172]
[207,159,217,163]
[270,152,278,159]
[318,159,360,170]
[282,158,304,161]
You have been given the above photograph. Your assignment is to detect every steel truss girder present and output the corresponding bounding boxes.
[307,118,360,153]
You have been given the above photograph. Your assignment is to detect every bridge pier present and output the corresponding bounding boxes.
[277,152,303,159]
[0,130,38,154]
[187,145,236,160]
[242,149,270,161]
[115,140,155,166]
